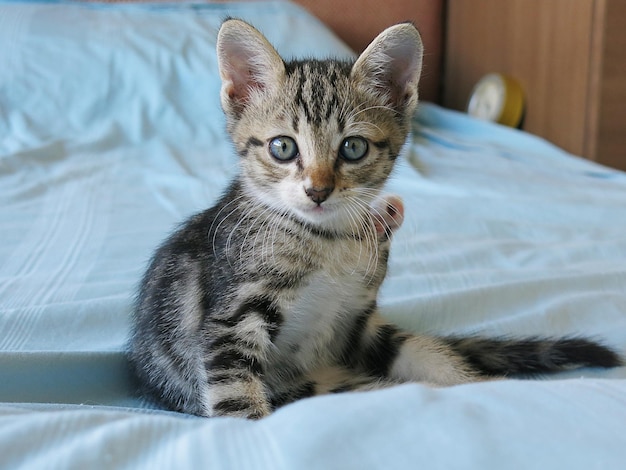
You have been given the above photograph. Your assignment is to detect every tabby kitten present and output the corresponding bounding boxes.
[129,19,621,419]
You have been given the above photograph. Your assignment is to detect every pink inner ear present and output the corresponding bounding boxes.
[223,52,256,103]
[386,48,420,108]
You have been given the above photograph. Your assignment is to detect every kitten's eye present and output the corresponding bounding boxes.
[269,136,299,162]
[339,136,369,162]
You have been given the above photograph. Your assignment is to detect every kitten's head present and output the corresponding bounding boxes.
[217,19,422,234]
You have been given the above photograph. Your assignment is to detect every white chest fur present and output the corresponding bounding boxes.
[271,236,380,370]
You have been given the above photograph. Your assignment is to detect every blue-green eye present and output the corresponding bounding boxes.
[340,136,369,161]
[269,136,299,161]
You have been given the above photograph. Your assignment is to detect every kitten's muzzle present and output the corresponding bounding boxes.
[305,186,333,205]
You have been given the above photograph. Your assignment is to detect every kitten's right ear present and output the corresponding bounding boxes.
[217,19,286,117]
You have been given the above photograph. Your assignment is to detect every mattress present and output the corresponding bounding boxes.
[1,1,625,468]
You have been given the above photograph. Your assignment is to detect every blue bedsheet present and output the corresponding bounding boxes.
[1,1,625,468]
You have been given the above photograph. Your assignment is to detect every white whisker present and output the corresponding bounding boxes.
[344,195,380,280]
[210,195,248,266]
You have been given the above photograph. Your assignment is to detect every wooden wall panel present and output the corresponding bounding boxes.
[443,0,595,158]
[592,0,626,169]
[293,0,444,103]
[444,0,626,170]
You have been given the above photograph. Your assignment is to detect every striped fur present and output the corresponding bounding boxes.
[129,20,621,419]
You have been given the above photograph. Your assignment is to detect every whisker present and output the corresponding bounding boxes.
[341,202,365,276]
[210,195,248,264]
[346,196,381,280]
[261,209,283,268]
[239,209,265,265]
[340,193,383,281]
[248,205,282,268]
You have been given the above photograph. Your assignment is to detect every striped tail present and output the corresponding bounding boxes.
[444,337,622,377]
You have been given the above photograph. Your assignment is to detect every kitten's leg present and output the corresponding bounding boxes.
[272,336,476,408]
[343,310,482,386]
[134,294,274,419]
[309,365,401,394]
[203,303,280,419]
[269,365,400,408]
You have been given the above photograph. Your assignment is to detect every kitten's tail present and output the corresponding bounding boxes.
[444,337,622,377]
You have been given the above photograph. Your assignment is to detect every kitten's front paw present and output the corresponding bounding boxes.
[371,194,404,238]
[210,398,271,420]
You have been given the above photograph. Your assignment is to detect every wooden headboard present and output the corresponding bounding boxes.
[293,0,444,103]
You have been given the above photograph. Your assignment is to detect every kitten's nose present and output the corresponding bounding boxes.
[305,186,333,204]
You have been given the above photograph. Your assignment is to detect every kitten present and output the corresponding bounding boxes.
[129,19,621,419]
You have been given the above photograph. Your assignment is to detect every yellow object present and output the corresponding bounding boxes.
[467,74,525,128]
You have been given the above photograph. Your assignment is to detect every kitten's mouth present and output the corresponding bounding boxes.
[299,205,330,219]
[296,202,338,222]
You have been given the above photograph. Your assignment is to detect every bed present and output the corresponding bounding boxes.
[1,1,626,468]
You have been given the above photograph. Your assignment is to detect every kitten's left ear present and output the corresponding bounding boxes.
[217,19,286,117]
[351,23,423,113]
